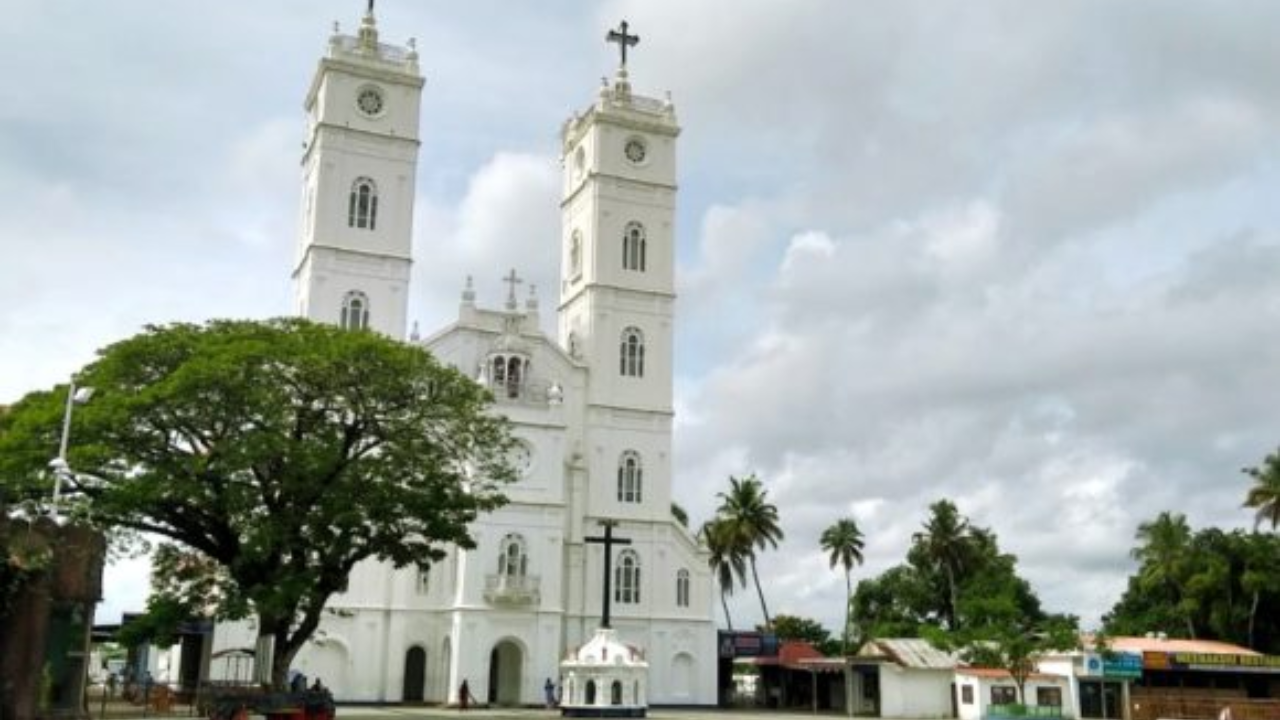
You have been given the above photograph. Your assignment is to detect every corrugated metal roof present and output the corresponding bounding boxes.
[859,638,959,669]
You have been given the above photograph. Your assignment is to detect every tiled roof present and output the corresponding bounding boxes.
[859,638,959,669]
[1101,636,1259,656]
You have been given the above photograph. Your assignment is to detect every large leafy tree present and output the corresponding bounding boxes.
[0,319,516,689]
[700,516,747,630]
[852,499,1051,643]
[715,474,785,630]
[1244,449,1280,531]
[820,517,865,656]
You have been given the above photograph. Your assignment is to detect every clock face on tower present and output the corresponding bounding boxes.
[624,137,647,164]
[356,86,385,117]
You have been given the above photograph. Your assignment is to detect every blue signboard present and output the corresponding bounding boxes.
[1084,652,1143,680]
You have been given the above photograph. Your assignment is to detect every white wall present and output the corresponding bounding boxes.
[879,667,954,719]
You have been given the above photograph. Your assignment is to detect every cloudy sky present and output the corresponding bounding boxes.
[4,1,1280,634]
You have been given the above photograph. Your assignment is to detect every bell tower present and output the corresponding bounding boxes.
[558,22,680,521]
[292,3,424,339]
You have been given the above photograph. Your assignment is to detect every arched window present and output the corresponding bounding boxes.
[615,549,640,605]
[585,680,596,705]
[622,221,646,272]
[340,291,370,330]
[676,569,690,607]
[617,451,642,503]
[570,229,583,278]
[497,533,528,578]
[611,680,623,705]
[348,177,378,230]
[619,327,644,377]
[506,356,524,399]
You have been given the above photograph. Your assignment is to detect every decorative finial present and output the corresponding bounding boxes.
[409,321,421,342]
[462,275,476,304]
[526,284,539,311]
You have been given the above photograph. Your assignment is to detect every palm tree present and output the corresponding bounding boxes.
[1242,452,1280,646]
[716,474,784,630]
[820,518,865,657]
[1244,450,1280,530]
[700,517,747,630]
[1132,511,1194,637]
[912,500,971,631]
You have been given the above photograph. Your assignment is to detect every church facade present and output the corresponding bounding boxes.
[208,7,716,707]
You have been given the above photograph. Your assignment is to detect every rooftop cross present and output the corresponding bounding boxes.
[584,520,632,629]
[606,20,640,68]
[502,268,524,310]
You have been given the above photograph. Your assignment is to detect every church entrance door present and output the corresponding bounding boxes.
[487,640,523,706]
[402,646,426,702]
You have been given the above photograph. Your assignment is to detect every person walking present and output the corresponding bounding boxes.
[458,679,473,711]
[544,678,556,709]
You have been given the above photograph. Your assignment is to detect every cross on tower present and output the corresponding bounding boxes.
[502,268,523,310]
[584,520,632,629]
[606,20,640,68]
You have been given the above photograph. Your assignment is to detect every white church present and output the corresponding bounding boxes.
[208,5,718,707]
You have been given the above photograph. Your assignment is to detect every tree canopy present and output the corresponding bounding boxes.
[1104,515,1280,653]
[0,318,517,687]
[851,499,1061,645]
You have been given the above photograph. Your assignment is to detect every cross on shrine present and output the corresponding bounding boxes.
[606,20,640,68]
[584,519,632,629]
[502,268,523,309]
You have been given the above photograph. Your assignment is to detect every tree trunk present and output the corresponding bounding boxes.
[721,589,734,631]
[843,568,852,657]
[749,554,772,630]
[1248,589,1259,649]
[946,563,959,630]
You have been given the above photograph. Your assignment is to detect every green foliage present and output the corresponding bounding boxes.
[713,474,784,630]
[1103,516,1280,653]
[761,614,842,657]
[1243,449,1280,530]
[0,514,55,619]
[0,318,517,688]
[940,614,1080,704]
[670,502,688,528]
[820,517,865,656]
[700,516,748,630]
[852,499,1056,645]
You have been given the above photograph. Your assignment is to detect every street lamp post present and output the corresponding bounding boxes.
[50,380,94,521]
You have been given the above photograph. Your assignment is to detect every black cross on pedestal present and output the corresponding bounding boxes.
[584,519,632,629]
[606,20,640,68]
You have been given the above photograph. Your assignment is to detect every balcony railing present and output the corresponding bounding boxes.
[484,574,540,606]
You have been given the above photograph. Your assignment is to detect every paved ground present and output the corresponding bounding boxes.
[100,707,845,720]
[328,709,840,720]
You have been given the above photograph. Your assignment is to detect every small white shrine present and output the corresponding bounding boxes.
[560,627,648,718]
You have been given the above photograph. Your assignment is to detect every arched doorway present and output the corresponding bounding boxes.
[402,646,426,702]
[487,640,523,706]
